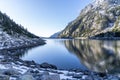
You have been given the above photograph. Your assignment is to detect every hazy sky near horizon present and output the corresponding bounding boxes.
[0,0,92,37]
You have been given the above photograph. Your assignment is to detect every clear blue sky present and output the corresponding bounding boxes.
[0,0,92,37]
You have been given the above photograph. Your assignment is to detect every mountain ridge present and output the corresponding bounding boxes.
[58,0,120,39]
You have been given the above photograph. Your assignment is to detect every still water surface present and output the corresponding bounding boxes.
[21,39,120,73]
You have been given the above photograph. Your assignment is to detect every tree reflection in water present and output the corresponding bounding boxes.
[0,46,38,59]
[64,39,120,74]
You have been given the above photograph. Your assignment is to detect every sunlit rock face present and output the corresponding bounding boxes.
[64,40,120,73]
[59,0,120,38]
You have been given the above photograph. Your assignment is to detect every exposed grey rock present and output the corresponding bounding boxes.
[18,75,34,80]
[0,74,9,80]
[42,71,49,75]
[40,74,60,80]
[66,72,75,76]
[72,74,82,78]
[23,60,36,67]
[3,69,20,76]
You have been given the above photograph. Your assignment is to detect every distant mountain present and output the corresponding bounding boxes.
[50,31,61,38]
[59,0,120,39]
[0,11,45,49]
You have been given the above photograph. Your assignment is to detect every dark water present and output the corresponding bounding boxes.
[21,39,120,73]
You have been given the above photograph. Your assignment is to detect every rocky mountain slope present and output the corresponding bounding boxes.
[0,11,45,49]
[59,0,120,38]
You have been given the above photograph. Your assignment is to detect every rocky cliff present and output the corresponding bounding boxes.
[59,0,120,38]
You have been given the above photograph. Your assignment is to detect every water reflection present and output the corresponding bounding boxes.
[0,48,30,58]
[4,39,120,74]
[0,46,41,59]
[64,39,120,73]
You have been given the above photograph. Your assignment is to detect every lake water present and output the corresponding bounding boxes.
[21,39,120,73]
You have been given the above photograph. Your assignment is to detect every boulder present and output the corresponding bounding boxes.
[3,69,20,76]
[40,62,57,69]
[23,60,35,67]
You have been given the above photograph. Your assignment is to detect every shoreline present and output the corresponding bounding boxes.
[0,40,120,80]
